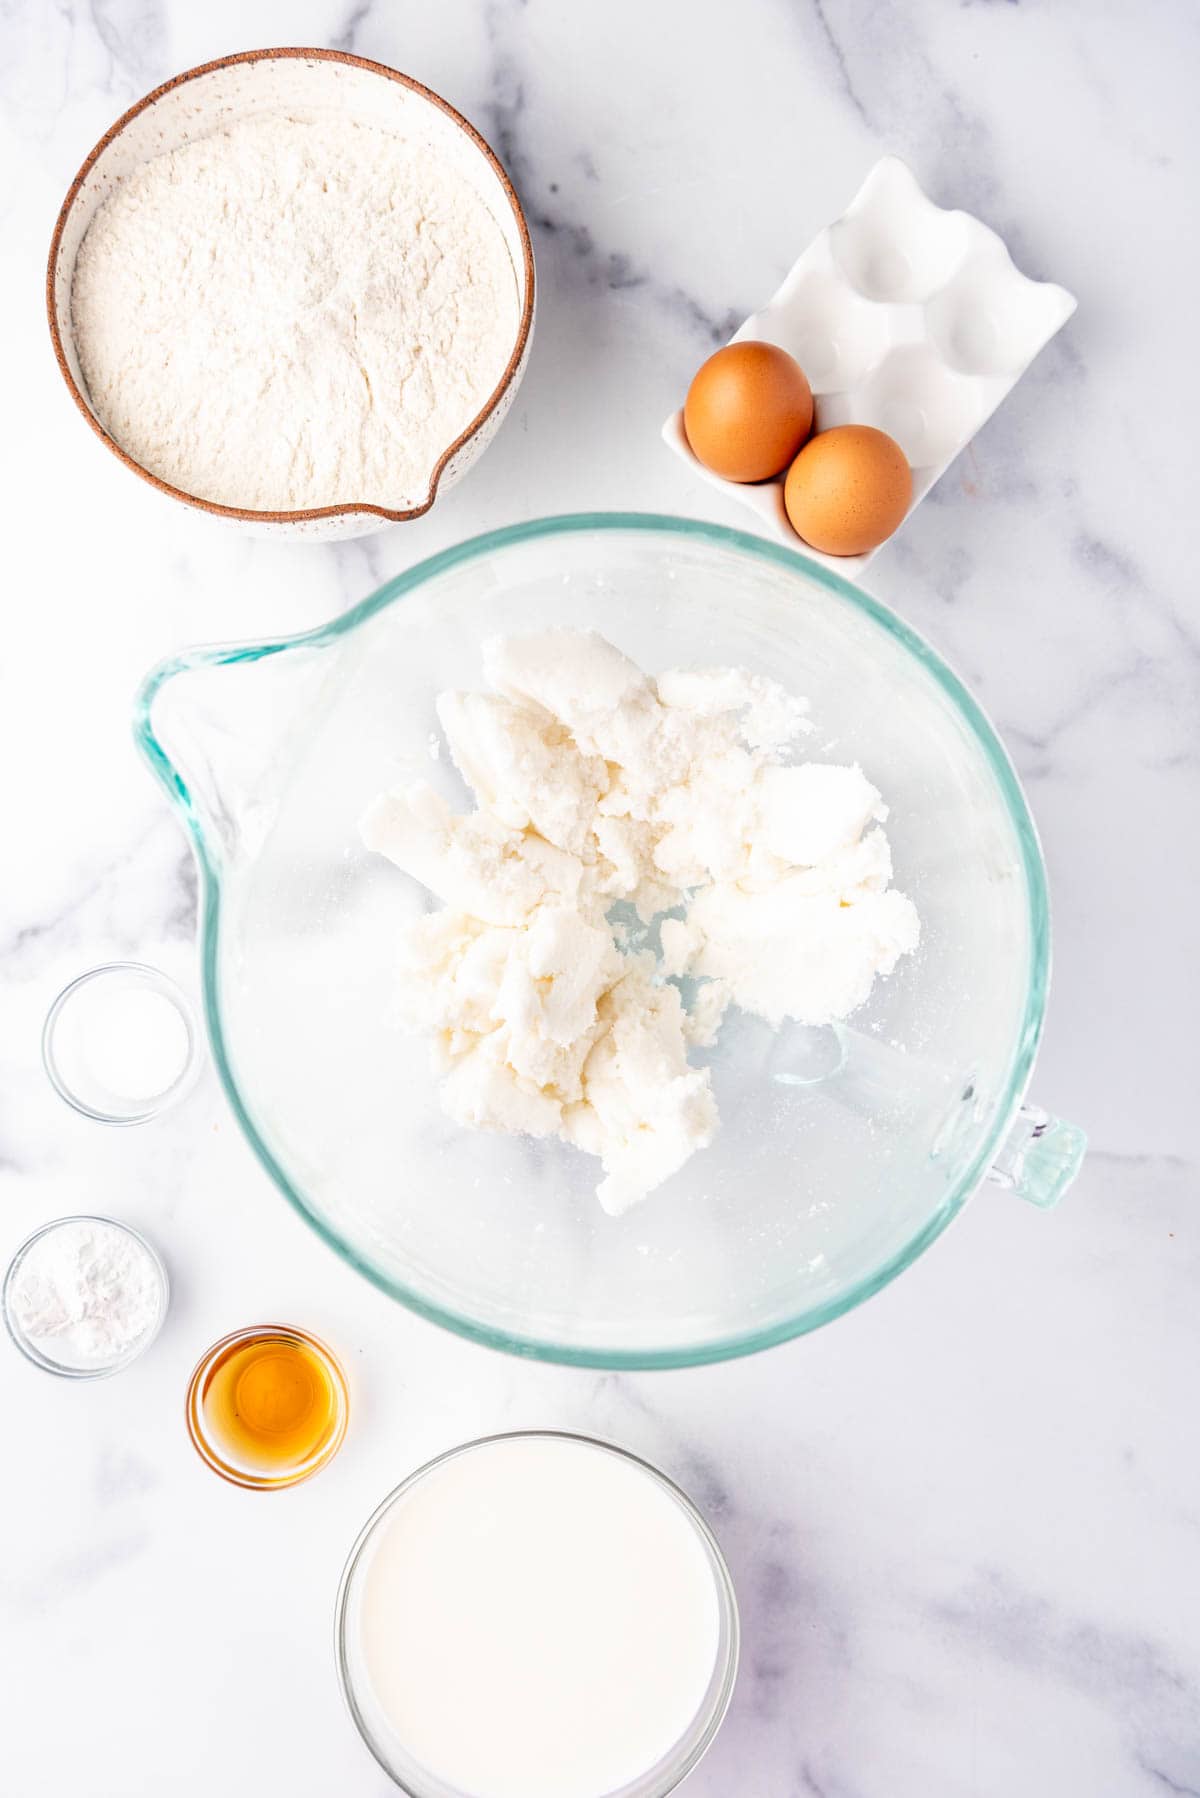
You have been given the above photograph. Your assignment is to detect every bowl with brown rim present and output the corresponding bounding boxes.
[46,47,536,541]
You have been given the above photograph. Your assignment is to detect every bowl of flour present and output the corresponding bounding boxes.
[47,48,535,539]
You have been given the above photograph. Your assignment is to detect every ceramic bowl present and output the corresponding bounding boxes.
[47,48,535,541]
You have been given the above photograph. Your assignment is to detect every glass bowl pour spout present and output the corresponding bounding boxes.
[134,637,335,873]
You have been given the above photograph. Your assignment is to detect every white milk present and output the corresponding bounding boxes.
[344,1434,733,1798]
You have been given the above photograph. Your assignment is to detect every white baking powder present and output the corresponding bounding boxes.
[71,112,520,511]
[7,1219,165,1372]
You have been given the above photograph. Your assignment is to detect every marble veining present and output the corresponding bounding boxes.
[1,2,1197,1795]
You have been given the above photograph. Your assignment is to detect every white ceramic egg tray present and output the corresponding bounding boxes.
[662,156,1075,576]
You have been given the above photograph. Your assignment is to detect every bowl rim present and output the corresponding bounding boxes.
[45,45,536,526]
[133,512,1052,1370]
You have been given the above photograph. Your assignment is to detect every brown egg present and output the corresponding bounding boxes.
[684,342,814,482]
[783,425,912,556]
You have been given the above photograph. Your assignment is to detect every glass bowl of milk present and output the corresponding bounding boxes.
[335,1432,739,1797]
[135,513,1084,1366]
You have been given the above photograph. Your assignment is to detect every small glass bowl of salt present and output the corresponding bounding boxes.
[3,1215,169,1378]
[42,962,199,1124]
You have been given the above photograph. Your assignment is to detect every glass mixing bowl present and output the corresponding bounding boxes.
[134,513,1084,1367]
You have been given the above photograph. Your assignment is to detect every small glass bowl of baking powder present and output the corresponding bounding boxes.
[42,962,201,1125]
[2,1215,170,1378]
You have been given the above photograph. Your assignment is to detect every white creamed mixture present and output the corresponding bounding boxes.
[70,113,520,512]
[362,630,920,1213]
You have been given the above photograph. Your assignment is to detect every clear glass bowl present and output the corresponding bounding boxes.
[42,962,200,1124]
[134,513,1085,1367]
[185,1323,349,1489]
[335,1432,739,1798]
[3,1215,169,1378]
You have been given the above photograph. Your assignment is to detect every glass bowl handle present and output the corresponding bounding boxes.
[987,1104,1086,1209]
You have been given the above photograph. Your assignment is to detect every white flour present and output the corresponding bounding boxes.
[362,630,920,1213]
[7,1219,164,1371]
[71,113,520,511]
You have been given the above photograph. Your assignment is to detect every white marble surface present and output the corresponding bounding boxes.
[2,3,1197,1793]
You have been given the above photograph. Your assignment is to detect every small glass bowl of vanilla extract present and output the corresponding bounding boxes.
[186,1324,348,1490]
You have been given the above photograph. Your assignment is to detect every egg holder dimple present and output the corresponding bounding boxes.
[662,156,1076,574]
